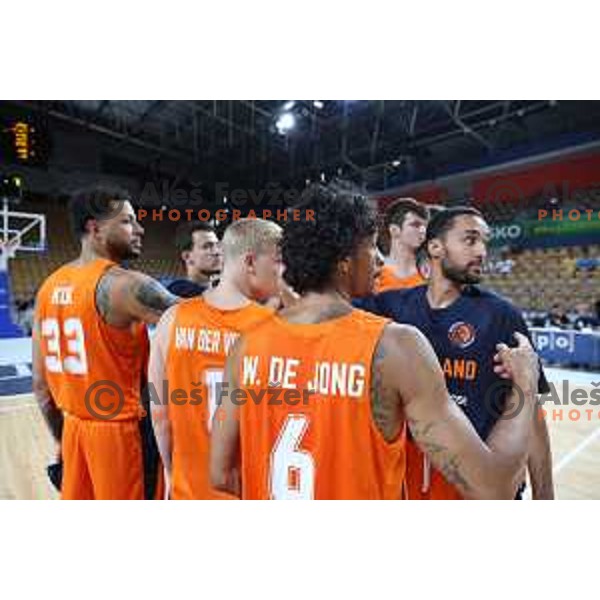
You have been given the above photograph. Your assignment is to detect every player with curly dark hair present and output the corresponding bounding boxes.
[211,183,541,500]
[281,183,380,297]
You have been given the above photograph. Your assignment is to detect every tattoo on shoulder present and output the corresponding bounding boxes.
[96,269,117,322]
[132,276,178,318]
[370,338,400,442]
[96,270,177,325]
[407,416,472,494]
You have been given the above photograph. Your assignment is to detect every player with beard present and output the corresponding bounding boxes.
[355,207,553,499]
[33,184,178,499]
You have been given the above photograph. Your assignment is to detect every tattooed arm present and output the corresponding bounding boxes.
[528,405,554,499]
[375,324,539,499]
[96,267,179,326]
[210,338,243,497]
[32,310,63,444]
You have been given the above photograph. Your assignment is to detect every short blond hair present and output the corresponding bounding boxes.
[222,218,282,260]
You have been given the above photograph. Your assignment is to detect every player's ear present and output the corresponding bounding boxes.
[337,256,351,278]
[388,223,401,238]
[427,238,444,259]
[86,218,101,237]
[243,251,257,274]
[181,250,191,266]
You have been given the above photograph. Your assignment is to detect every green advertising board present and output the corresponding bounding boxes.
[490,214,600,248]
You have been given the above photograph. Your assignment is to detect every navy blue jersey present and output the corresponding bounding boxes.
[354,285,549,440]
[167,279,207,298]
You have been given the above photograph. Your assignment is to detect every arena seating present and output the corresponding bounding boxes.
[483,244,600,311]
[5,195,599,322]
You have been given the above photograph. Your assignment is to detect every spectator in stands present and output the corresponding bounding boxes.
[529,311,547,328]
[571,302,599,331]
[544,303,570,329]
[561,247,577,278]
[575,246,599,272]
[167,221,222,297]
[495,249,514,276]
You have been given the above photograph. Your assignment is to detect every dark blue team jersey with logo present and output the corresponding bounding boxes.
[354,285,549,440]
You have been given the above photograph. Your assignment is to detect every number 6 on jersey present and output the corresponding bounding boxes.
[269,414,315,500]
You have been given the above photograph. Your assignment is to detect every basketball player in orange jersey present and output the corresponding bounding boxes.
[375,198,428,292]
[149,218,283,499]
[32,184,179,500]
[210,183,540,500]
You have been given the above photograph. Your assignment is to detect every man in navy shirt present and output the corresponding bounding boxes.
[356,206,553,500]
[167,221,222,297]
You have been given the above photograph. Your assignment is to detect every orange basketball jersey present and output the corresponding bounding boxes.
[374,264,425,293]
[164,298,274,500]
[235,309,406,500]
[405,444,462,500]
[35,258,148,421]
